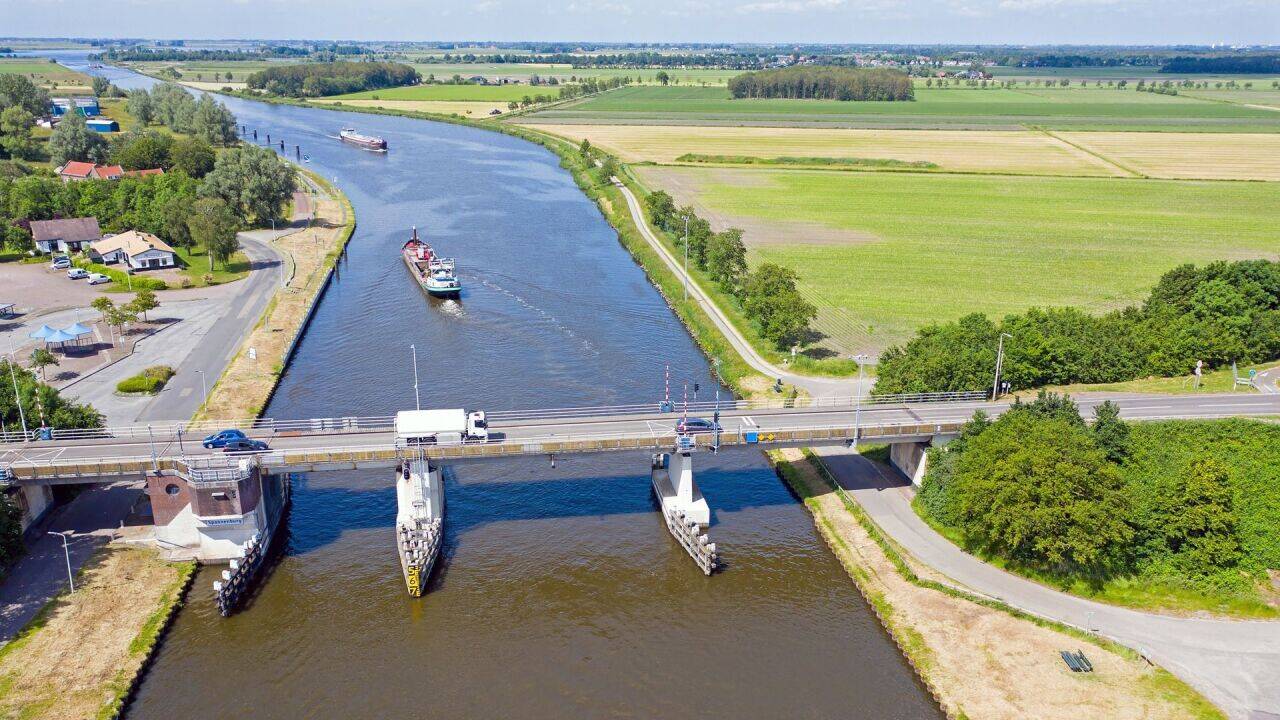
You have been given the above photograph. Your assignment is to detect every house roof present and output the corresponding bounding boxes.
[56,161,96,178]
[30,217,101,244]
[94,165,124,179]
[91,230,176,258]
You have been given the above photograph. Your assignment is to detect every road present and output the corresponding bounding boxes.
[814,446,1280,720]
[613,177,863,399]
[5,392,1279,471]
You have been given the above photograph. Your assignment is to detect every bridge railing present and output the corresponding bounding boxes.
[0,391,989,446]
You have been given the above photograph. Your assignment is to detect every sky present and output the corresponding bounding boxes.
[1,0,1277,46]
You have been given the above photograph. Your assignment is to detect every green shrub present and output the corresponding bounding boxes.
[0,251,22,263]
[116,365,174,394]
[73,258,167,291]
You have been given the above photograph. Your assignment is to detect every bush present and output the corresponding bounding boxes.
[116,365,174,394]
[0,251,21,263]
[72,258,167,291]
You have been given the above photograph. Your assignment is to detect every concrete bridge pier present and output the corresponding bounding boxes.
[889,438,948,486]
[651,443,718,574]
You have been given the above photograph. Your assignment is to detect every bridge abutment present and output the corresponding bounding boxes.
[889,437,949,486]
[147,460,287,563]
[651,444,718,574]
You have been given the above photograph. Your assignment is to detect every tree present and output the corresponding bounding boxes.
[1091,400,1130,463]
[0,493,22,567]
[596,156,617,184]
[579,138,591,158]
[0,106,38,161]
[111,130,174,170]
[0,74,50,117]
[47,112,110,166]
[1165,458,1241,578]
[705,228,748,298]
[126,88,156,126]
[159,195,195,249]
[104,304,138,344]
[91,296,115,322]
[191,94,238,146]
[91,75,110,96]
[952,411,1132,578]
[129,288,159,321]
[169,136,215,178]
[742,263,818,351]
[655,71,671,86]
[186,197,239,270]
[28,347,58,381]
[199,145,295,225]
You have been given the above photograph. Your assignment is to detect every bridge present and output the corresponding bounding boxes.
[3,391,1277,567]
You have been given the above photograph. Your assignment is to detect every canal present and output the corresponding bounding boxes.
[65,55,942,719]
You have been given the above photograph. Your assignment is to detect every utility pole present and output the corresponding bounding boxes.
[410,344,421,410]
[196,370,207,406]
[48,532,73,592]
[992,332,1012,400]
[853,354,867,450]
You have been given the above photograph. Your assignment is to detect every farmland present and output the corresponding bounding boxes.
[525,85,1280,132]
[312,98,509,117]
[0,58,93,91]
[329,83,559,102]
[633,165,1280,349]
[413,62,741,86]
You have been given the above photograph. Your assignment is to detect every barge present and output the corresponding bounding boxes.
[402,227,462,298]
[339,127,388,152]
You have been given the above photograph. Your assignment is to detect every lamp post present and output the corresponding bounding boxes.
[47,531,73,592]
[853,354,867,450]
[682,213,689,301]
[6,351,28,439]
[992,332,1012,401]
[410,344,421,411]
[195,369,207,406]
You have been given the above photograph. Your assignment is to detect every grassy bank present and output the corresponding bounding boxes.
[0,546,195,720]
[195,169,355,420]
[771,447,1225,720]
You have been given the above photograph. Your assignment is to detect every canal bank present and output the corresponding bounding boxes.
[59,59,948,720]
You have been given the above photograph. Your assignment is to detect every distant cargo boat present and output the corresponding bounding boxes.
[402,227,462,298]
[338,127,387,152]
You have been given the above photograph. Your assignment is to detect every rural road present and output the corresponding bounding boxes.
[613,177,867,399]
[814,445,1280,720]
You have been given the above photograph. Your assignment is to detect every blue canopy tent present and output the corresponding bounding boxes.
[63,322,93,338]
[28,324,57,340]
[44,328,78,350]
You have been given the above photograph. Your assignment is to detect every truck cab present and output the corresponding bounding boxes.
[467,411,488,442]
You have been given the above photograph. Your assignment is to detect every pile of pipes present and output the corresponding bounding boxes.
[214,531,267,617]
[662,506,718,575]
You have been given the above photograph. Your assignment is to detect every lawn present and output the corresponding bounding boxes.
[636,166,1280,350]
[526,85,1280,132]
[0,57,92,90]
[330,83,562,102]
[175,246,250,286]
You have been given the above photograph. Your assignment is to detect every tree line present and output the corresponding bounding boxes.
[246,61,420,97]
[875,260,1280,395]
[728,66,914,101]
[125,83,238,146]
[919,392,1275,598]
[437,51,769,69]
[640,184,817,351]
[94,47,311,62]
[1160,55,1280,74]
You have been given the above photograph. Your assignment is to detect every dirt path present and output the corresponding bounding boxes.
[773,448,1222,720]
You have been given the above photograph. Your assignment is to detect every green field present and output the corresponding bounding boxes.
[413,63,742,86]
[640,166,1280,348]
[526,85,1280,131]
[330,83,561,102]
[126,60,292,83]
[0,58,92,89]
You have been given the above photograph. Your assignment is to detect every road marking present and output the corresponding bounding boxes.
[1199,403,1278,409]
[742,416,757,427]
[179,387,193,398]
[1120,405,1173,411]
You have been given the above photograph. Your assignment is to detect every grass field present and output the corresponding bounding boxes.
[330,83,560,102]
[414,62,742,85]
[126,60,289,83]
[528,124,1127,176]
[635,165,1280,349]
[0,57,93,91]
[313,97,508,117]
[525,85,1280,132]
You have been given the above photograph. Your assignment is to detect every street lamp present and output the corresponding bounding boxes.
[992,333,1012,400]
[6,351,28,439]
[852,354,868,450]
[47,531,74,592]
[195,370,207,405]
[410,344,421,410]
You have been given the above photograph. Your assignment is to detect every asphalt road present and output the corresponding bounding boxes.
[6,392,1279,469]
[816,446,1280,720]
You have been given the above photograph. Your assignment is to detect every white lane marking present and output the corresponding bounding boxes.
[1199,403,1279,409]
[1120,405,1174,411]
[180,387,193,398]
[742,416,757,427]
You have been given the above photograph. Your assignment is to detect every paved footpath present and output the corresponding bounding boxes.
[813,445,1280,720]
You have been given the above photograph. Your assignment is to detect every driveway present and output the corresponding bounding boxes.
[813,445,1280,720]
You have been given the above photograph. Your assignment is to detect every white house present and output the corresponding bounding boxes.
[89,230,178,271]
[30,217,101,254]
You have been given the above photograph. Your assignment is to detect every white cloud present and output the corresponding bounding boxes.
[735,0,844,13]
[564,0,634,13]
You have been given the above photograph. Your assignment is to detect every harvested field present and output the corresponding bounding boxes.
[312,98,508,117]
[774,448,1223,720]
[329,83,549,102]
[1060,131,1280,180]
[525,124,1126,176]
[0,546,192,720]
[635,165,1280,348]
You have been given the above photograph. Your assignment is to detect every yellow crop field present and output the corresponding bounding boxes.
[312,98,508,118]
[522,123,1127,177]
[1061,131,1280,181]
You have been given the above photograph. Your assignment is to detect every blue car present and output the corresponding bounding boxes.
[203,429,247,449]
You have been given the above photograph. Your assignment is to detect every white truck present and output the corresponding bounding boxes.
[394,409,488,447]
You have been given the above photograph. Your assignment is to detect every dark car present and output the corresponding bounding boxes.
[222,438,269,454]
[203,429,248,449]
[676,417,721,435]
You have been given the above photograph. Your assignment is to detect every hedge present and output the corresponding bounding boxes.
[73,258,167,291]
[116,366,174,394]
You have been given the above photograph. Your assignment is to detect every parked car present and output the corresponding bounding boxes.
[87,272,110,285]
[203,429,247,449]
[223,438,270,454]
[51,256,71,269]
[67,267,88,279]
[676,417,721,435]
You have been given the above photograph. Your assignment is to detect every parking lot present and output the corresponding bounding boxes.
[0,261,105,320]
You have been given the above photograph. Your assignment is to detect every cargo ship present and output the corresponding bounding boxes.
[338,127,388,152]
[395,455,444,597]
[402,227,462,298]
